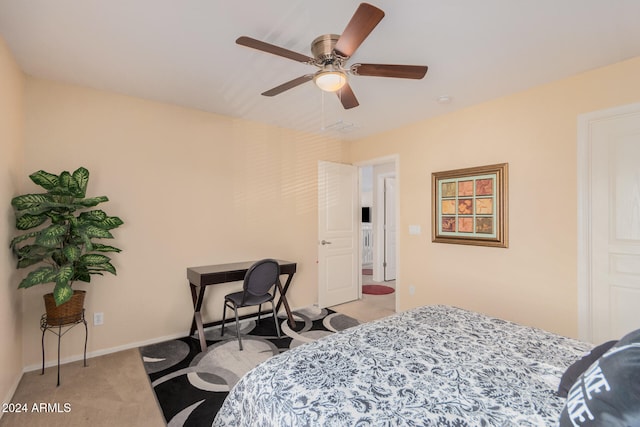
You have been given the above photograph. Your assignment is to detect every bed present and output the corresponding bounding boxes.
[212,305,592,426]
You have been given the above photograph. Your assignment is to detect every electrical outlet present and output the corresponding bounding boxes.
[94,312,104,326]
[409,285,416,295]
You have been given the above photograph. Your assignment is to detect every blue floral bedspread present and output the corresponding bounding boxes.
[213,305,590,427]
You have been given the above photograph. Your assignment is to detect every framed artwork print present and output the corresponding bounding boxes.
[432,163,508,248]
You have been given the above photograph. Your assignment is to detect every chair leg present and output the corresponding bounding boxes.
[257,304,261,324]
[221,301,227,337]
[272,301,281,338]
[233,305,243,351]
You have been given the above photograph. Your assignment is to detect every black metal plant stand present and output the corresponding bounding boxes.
[40,310,88,386]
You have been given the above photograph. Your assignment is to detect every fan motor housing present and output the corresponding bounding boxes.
[311,34,340,63]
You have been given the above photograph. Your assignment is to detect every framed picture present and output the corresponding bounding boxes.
[432,163,508,248]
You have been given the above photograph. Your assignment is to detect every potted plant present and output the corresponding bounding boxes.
[9,167,123,325]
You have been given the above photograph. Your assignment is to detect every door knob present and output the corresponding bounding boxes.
[321,240,332,245]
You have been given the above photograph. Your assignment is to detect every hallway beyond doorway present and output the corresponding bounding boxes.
[331,266,396,322]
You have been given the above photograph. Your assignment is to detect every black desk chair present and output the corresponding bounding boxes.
[221,259,282,350]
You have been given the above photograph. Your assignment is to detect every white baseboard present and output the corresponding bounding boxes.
[0,372,23,421]
[22,304,318,373]
[22,331,187,373]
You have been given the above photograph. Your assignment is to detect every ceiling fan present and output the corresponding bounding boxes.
[236,2,428,109]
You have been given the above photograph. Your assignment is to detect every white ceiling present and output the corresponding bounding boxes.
[1,1,639,140]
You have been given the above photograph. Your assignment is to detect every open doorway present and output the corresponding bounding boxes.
[321,156,398,323]
[359,160,397,316]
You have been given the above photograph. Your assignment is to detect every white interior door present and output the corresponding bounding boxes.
[384,177,397,281]
[318,161,359,308]
[581,104,640,343]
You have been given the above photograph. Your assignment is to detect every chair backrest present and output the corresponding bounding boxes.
[243,259,280,298]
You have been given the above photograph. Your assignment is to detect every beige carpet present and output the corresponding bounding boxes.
[0,349,165,427]
[332,272,395,322]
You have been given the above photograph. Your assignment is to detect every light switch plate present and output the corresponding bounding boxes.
[409,225,421,235]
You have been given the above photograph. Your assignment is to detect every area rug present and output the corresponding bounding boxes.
[139,307,360,426]
[362,284,395,295]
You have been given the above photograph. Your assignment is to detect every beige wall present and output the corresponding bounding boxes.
[10,38,640,372]
[348,56,640,339]
[0,38,25,407]
[22,78,345,367]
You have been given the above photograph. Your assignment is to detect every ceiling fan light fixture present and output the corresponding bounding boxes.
[237,3,427,109]
[314,70,347,92]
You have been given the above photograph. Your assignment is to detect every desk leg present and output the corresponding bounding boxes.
[276,273,295,313]
[189,284,198,335]
[275,278,296,329]
[194,312,207,353]
[190,284,208,352]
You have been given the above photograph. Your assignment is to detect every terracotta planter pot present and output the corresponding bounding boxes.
[43,290,86,326]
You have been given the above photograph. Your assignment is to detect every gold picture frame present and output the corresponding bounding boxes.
[432,163,508,248]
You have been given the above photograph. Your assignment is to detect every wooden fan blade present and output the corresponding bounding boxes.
[337,83,359,109]
[334,3,385,58]
[351,64,428,79]
[236,36,314,63]
[261,75,314,97]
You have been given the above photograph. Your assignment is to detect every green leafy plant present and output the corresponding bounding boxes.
[10,167,123,306]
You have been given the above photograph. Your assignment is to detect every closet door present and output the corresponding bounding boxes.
[581,103,640,342]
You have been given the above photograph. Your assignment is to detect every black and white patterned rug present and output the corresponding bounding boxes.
[139,307,360,426]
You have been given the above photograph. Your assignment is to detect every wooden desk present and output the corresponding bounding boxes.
[187,260,297,352]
